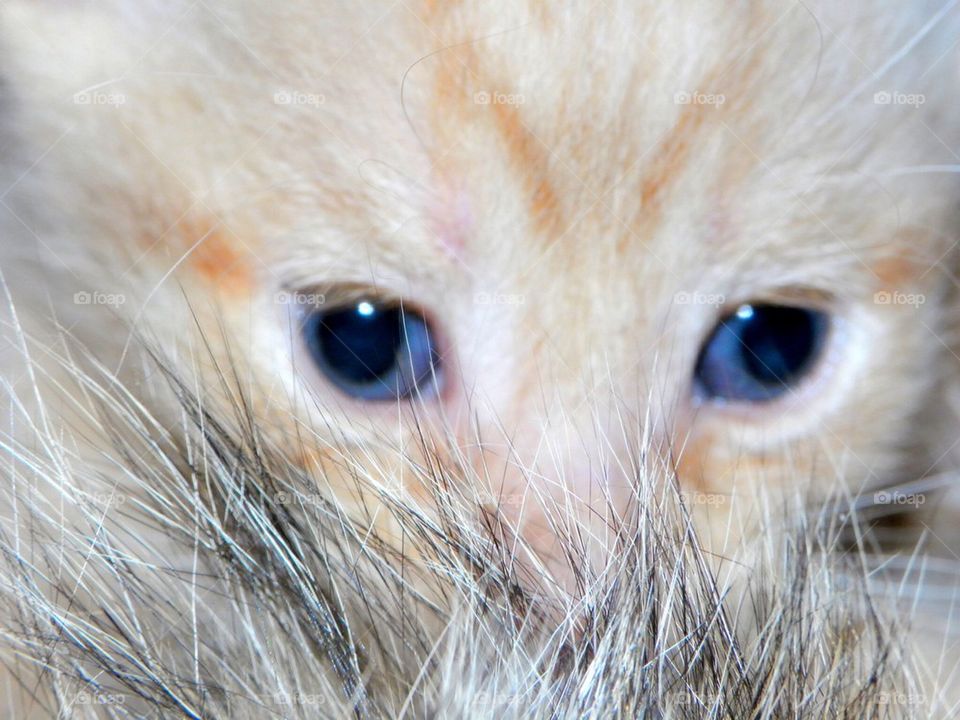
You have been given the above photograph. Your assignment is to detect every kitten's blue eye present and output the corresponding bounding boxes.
[695,304,829,403]
[302,299,442,401]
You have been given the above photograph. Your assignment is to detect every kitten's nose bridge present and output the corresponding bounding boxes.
[460,358,645,523]
[456,392,641,580]
[457,240,677,514]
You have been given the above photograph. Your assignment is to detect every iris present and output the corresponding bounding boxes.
[695,304,828,402]
[303,300,442,401]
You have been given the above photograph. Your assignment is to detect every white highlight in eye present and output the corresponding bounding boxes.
[357,301,375,317]
[736,304,755,320]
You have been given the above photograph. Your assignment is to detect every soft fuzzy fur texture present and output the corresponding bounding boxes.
[2,1,960,717]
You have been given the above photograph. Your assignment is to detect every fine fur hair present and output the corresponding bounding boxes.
[2,1,960,718]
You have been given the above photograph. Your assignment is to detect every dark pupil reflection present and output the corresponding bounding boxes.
[317,303,403,384]
[737,305,823,386]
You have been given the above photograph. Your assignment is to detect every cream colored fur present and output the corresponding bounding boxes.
[1,1,960,717]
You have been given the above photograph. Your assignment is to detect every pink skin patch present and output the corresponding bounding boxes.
[430,179,473,262]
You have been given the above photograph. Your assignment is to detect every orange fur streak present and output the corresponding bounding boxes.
[181,218,254,295]
[429,48,563,237]
[872,253,924,290]
[490,100,564,235]
[640,106,707,211]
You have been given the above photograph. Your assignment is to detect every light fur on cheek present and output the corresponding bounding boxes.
[0,0,959,717]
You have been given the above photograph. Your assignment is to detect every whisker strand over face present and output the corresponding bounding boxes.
[2,0,960,717]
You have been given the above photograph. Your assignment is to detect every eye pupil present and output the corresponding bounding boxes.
[317,304,403,384]
[695,304,828,402]
[303,299,441,401]
[738,305,822,384]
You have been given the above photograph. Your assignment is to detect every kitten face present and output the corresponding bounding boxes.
[3,0,959,578]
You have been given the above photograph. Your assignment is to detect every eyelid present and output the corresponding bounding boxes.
[280,283,400,310]
[692,311,845,434]
[718,287,837,315]
[280,282,456,406]
[280,285,415,336]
